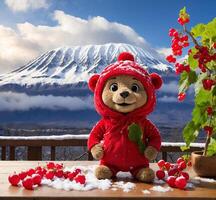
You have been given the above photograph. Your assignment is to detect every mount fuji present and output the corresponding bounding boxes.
[0,43,193,128]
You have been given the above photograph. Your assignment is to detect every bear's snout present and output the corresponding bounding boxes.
[120,91,129,98]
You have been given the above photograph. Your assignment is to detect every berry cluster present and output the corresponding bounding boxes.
[156,157,191,190]
[194,46,216,73]
[178,8,190,26]
[8,162,86,190]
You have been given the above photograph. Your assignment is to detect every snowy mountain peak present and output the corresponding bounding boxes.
[0,43,172,86]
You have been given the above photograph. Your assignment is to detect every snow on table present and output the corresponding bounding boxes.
[41,165,135,192]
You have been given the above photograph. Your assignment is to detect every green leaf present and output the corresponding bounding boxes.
[181,146,190,151]
[195,88,212,106]
[192,105,208,126]
[188,71,198,84]
[207,138,216,156]
[188,53,198,70]
[191,23,206,38]
[128,123,142,142]
[138,140,146,154]
[212,86,216,96]
[178,72,188,93]
[183,121,200,147]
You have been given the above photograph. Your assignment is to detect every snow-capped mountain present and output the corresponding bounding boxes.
[0,43,172,88]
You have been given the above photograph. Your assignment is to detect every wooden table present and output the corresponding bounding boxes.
[0,161,215,200]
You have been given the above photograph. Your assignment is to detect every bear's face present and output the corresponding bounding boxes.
[102,75,147,113]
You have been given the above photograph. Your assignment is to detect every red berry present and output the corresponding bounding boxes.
[213,43,216,49]
[178,93,186,102]
[32,174,42,185]
[166,55,176,63]
[157,160,165,169]
[35,166,42,171]
[56,163,63,170]
[55,170,64,178]
[167,176,176,188]
[27,168,35,176]
[202,79,215,90]
[68,172,77,181]
[47,162,55,169]
[36,170,44,178]
[207,107,213,116]
[204,126,213,136]
[8,174,20,186]
[177,158,184,164]
[74,175,86,184]
[18,171,28,180]
[63,171,70,179]
[164,162,171,171]
[175,176,187,190]
[168,168,178,176]
[178,161,187,170]
[187,161,192,167]
[74,168,82,174]
[156,170,165,180]
[181,172,189,181]
[169,28,176,37]
[45,171,55,180]
[22,177,34,190]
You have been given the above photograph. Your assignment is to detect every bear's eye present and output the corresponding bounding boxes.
[131,84,139,92]
[110,83,118,92]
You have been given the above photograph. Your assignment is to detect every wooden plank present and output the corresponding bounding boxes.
[27,147,42,160]
[51,146,55,160]
[1,146,6,160]
[9,146,15,160]
[0,161,216,200]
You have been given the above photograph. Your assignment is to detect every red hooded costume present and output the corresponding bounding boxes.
[88,52,162,176]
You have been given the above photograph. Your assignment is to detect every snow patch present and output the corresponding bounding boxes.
[150,186,173,193]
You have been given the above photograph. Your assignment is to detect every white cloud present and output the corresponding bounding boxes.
[5,0,49,12]
[160,81,178,94]
[0,10,147,73]
[158,95,177,103]
[157,47,172,58]
[0,92,94,111]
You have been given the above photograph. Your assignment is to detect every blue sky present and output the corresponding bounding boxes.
[1,0,215,47]
[0,0,215,73]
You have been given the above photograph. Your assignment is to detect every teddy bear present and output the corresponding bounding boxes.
[87,52,163,183]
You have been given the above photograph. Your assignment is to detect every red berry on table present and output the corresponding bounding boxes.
[18,171,28,180]
[177,157,184,164]
[181,172,189,181]
[178,93,186,102]
[56,163,63,170]
[68,172,77,181]
[36,170,44,178]
[22,177,34,190]
[47,162,55,169]
[157,160,165,169]
[175,176,187,190]
[167,176,176,188]
[8,174,20,186]
[156,170,165,180]
[45,171,55,180]
[55,170,64,178]
[74,168,82,174]
[178,161,187,170]
[32,174,42,186]
[207,107,213,116]
[187,161,192,167]
[35,166,42,171]
[27,168,35,176]
[74,175,86,185]
[168,168,178,176]
[164,162,171,171]
[63,171,70,179]
[204,126,213,136]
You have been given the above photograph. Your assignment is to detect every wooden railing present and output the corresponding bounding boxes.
[0,135,204,161]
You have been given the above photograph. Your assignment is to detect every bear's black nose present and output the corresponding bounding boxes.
[120,91,129,98]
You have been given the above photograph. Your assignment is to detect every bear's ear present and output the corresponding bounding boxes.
[88,74,100,92]
[150,73,163,90]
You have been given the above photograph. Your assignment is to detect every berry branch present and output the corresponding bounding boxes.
[166,7,216,157]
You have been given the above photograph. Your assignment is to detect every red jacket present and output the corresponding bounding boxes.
[88,52,162,175]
